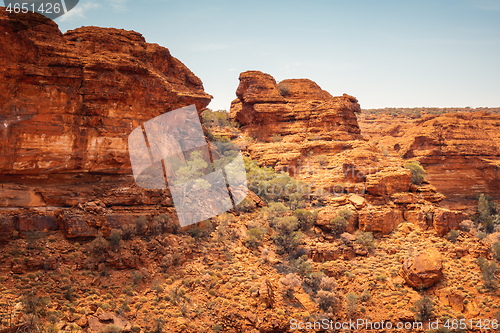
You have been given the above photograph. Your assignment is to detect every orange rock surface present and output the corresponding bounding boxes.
[400,247,443,288]
[0,10,211,237]
[359,111,500,207]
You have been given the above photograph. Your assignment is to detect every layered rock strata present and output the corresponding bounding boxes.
[0,10,212,238]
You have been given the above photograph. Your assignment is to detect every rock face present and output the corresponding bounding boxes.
[359,111,500,207]
[401,113,500,206]
[0,11,212,237]
[231,70,452,237]
[400,247,443,288]
[230,71,362,142]
[432,208,468,237]
[358,206,404,234]
[365,168,412,196]
[230,70,397,192]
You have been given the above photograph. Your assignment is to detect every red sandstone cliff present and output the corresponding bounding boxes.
[229,71,460,237]
[0,10,211,239]
[359,111,500,207]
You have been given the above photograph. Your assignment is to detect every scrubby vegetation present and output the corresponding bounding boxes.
[404,160,426,185]
[330,209,352,236]
[411,294,435,321]
[201,109,237,129]
[244,157,309,207]
[476,194,500,233]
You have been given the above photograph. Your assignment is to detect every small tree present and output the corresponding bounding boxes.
[478,194,495,233]
[493,241,500,262]
[411,294,435,321]
[404,161,426,185]
[477,257,498,290]
[109,229,122,251]
[330,209,352,236]
[245,228,264,249]
[134,216,148,236]
[346,292,358,317]
[273,216,302,255]
[88,233,110,260]
[355,231,375,251]
[293,209,315,231]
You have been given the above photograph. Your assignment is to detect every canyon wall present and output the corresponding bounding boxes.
[359,112,500,207]
[0,10,211,239]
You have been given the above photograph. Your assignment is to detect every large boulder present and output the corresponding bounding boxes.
[400,247,443,288]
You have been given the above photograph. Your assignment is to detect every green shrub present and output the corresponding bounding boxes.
[330,210,352,236]
[477,194,497,233]
[359,290,371,302]
[493,241,500,262]
[187,220,214,240]
[152,214,179,234]
[245,157,309,204]
[236,198,257,213]
[278,82,290,96]
[245,228,264,249]
[411,294,435,321]
[22,291,50,318]
[109,229,122,250]
[477,257,498,289]
[120,223,136,240]
[330,216,347,236]
[134,216,148,236]
[404,161,426,185]
[201,109,236,129]
[262,202,290,215]
[88,233,110,259]
[346,292,358,317]
[293,209,316,232]
[355,231,374,251]
[445,229,460,243]
[273,216,302,255]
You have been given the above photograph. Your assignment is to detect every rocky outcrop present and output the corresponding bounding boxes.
[402,113,500,205]
[315,204,358,233]
[359,111,500,206]
[432,208,468,237]
[230,71,417,201]
[358,206,404,234]
[365,168,411,196]
[230,71,361,142]
[0,11,212,237]
[400,247,443,288]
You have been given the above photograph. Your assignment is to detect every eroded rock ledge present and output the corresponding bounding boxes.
[0,10,211,239]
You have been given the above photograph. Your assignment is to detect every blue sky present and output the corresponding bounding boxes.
[54,0,500,110]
